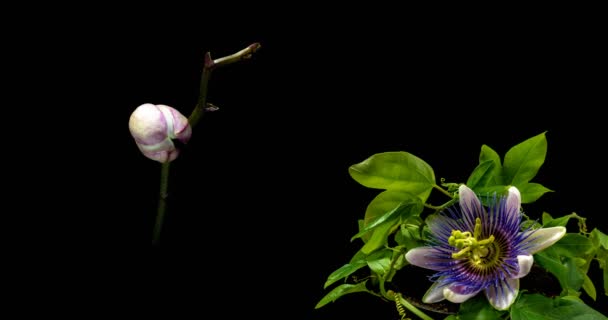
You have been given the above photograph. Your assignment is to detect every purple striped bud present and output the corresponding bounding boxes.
[129,103,192,163]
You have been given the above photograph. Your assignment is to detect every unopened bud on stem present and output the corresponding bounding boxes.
[129,103,192,163]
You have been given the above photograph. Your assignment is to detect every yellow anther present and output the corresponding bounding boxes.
[452,246,472,259]
[477,235,495,246]
[474,218,482,238]
[449,218,495,262]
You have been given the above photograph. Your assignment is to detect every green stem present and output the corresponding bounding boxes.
[188,43,261,128]
[424,198,458,212]
[152,43,261,245]
[188,52,213,128]
[423,203,444,210]
[213,42,261,67]
[433,184,454,198]
[380,246,404,299]
[397,294,434,320]
[152,161,171,245]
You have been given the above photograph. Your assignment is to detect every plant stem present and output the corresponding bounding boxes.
[397,294,434,320]
[188,43,261,128]
[187,52,213,128]
[152,161,171,245]
[424,198,458,211]
[433,184,454,198]
[152,43,261,245]
[423,203,444,210]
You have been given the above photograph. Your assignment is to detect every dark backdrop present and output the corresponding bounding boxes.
[22,9,606,319]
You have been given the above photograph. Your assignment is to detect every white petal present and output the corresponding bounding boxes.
[513,255,534,279]
[458,185,483,227]
[505,186,522,223]
[422,281,446,303]
[485,278,519,310]
[522,226,567,255]
[443,284,481,303]
[405,247,448,271]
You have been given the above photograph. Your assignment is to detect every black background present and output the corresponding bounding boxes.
[17,8,607,319]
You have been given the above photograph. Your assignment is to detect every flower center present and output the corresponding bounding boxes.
[448,218,495,265]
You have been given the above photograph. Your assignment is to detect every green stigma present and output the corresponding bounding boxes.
[448,218,495,264]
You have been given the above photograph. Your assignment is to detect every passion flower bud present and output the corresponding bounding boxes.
[129,103,192,163]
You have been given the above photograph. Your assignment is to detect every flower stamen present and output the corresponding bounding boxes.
[449,218,495,264]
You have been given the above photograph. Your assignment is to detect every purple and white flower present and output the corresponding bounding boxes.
[405,185,566,310]
[129,103,192,163]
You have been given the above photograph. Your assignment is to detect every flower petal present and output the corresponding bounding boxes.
[458,185,484,229]
[485,278,519,310]
[513,254,533,279]
[505,186,522,224]
[405,247,450,271]
[521,226,567,255]
[422,281,446,303]
[425,214,459,241]
[443,284,482,303]
[161,104,192,143]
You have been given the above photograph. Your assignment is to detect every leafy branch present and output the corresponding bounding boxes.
[317,132,608,319]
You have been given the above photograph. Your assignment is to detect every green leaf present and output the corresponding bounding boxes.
[560,257,585,291]
[395,221,424,250]
[542,212,554,226]
[389,246,408,273]
[582,272,597,301]
[535,251,585,291]
[466,160,496,190]
[554,296,608,319]
[366,249,392,275]
[511,293,607,320]
[315,281,369,309]
[604,256,608,296]
[361,219,397,254]
[351,198,423,241]
[457,295,505,320]
[511,293,554,320]
[597,248,608,296]
[349,249,367,264]
[543,212,579,228]
[551,233,594,258]
[356,219,368,243]
[503,132,547,185]
[363,190,419,226]
[323,259,368,289]
[517,182,553,203]
[479,144,504,185]
[348,152,435,201]
[590,228,608,250]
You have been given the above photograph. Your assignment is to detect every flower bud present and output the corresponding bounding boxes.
[129,103,192,163]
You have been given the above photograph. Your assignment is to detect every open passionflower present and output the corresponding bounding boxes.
[405,184,566,310]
